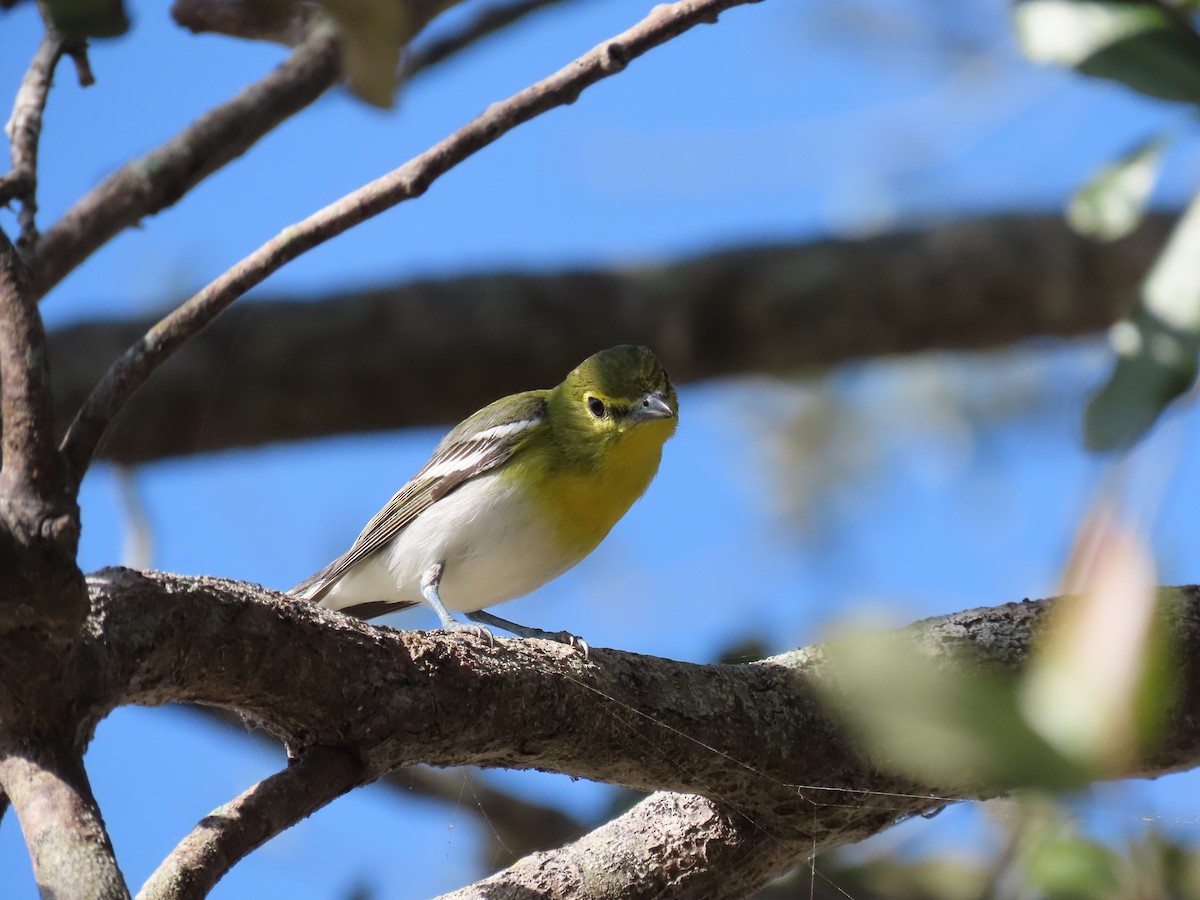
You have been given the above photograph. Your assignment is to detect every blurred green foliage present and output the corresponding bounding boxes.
[1015,0,1200,450]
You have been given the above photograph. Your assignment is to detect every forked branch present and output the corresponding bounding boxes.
[30,27,342,299]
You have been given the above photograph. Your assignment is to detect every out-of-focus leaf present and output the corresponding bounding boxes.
[820,629,1087,792]
[245,0,467,107]
[1015,1,1163,66]
[1025,833,1122,898]
[319,0,408,108]
[1086,190,1200,450]
[1081,29,1200,104]
[43,0,129,38]
[258,0,405,108]
[1068,136,1166,241]
[1014,1,1200,104]
[1019,508,1167,773]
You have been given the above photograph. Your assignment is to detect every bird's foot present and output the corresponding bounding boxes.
[465,610,589,657]
[525,628,590,658]
[441,618,494,645]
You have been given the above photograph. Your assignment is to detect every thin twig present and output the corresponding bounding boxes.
[2,33,65,251]
[30,27,342,299]
[59,0,765,485]
[137,746,363,900]
[35,0,575,298]
[63,41,96,87]
[403,0,571,76]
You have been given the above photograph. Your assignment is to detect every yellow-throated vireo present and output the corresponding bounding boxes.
[291,345,677,651]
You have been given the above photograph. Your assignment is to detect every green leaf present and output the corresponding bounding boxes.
[1025,834,1122,898]
[1081,29,1200,104]
[1014,1,1200,104]
[42,0,129,39]
[1086,190,1200,450]
[819,629,1088,792]
[1068,136,1166,241]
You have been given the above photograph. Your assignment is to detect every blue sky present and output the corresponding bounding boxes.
[4,0,1200,896]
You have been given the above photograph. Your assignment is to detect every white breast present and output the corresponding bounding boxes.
[317,472,580,615]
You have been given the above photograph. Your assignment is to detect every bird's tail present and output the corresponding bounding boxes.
[289,562,417,621]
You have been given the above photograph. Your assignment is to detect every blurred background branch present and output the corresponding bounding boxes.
[47,212,1165,464]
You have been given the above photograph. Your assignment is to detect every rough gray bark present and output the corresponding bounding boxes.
[71,570,1200,899]
[47,212,1167,465]
[0,220,116,900]
[0,746,129,900]
[2,0,1190,893]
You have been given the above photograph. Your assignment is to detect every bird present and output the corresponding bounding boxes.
[290,345,678,651]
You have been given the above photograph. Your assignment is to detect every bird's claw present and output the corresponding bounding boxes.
[543,630,589,658]
[443,620,494,645]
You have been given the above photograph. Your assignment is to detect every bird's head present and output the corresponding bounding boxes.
[550,345,678,456]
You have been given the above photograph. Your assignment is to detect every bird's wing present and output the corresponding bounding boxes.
[290,392,548,602]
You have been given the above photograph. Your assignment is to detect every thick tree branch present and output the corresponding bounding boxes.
[58,0,765,485]
[75,570,1200,897]
[0,229,67,516]
[0,741,128,899]
[43,212,1162,465]
[437,792,814,900]
[0,230,82,633]
[30,28,343,299]
[137,745,364,900]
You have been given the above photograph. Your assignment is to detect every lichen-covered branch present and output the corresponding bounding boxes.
[57,0,765,485]
[75,569,1200,898]
[436,792,812,900]
[43,212,1162,465]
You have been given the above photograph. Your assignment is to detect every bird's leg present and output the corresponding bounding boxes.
[420,563,493,644]
[466,610,589,657]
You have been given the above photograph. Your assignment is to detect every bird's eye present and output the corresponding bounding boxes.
[587,396,606,418]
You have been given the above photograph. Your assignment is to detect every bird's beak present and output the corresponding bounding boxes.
[632,391,675,421]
